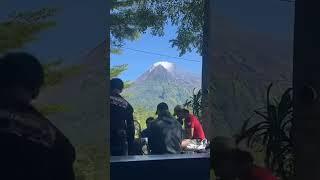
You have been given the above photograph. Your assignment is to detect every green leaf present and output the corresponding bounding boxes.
[0,8,58,54]
[36,104,70,116]
[111,0,205,56]
[110,64,128,78]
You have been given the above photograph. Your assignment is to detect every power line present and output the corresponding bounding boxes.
[123,47,202,63]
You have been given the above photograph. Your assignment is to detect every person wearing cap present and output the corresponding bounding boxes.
[110,78,135,156]
[173,105,184,126]
[178,108,206,140]
[210,137,277,180]
[0,52,75,180]
[148,102,183,154]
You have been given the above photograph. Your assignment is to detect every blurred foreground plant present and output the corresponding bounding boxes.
[236,83,294,180]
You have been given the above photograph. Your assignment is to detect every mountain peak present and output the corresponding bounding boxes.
[150,61,175,72]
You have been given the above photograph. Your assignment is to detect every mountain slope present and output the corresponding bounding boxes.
[124,61,201,112]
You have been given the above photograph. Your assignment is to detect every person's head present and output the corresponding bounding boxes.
[0,52,44,104]
[210,136,238,179]
[173,105,183,118]
[155,102,169,117]
[212,149,254,179]
[111,78,124,94]
[179,108,190,119]
[146,117,154,128]
[211,151,237,180]
[232,149,254,177]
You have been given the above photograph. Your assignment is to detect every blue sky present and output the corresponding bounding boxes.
[110,25,202,81]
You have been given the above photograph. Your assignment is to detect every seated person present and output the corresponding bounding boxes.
[148,102,183,154]
[140,117,154,154]
[211,137,278,180]
[177,109,206,150]
[173,105,184,126]
[141,117,154,138]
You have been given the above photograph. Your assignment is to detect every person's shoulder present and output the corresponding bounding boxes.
[251,166,278,180]
[110,94,130,109]
[150,118,162,128]
[190,114,199,120]
[150,119,159,125]
[0,108,59,148]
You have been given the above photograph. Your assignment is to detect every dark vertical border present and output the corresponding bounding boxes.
[106,0,111,180]
[202,0,209,92]
[293,0,320,179]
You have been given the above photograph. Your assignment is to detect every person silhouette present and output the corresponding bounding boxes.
[110,78,135,156]
[0,52,75,180]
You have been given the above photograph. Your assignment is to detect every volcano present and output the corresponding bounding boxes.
[124,61,201,111]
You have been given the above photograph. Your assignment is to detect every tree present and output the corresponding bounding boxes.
[110,64,128,78]
[0,8,58,54]
[110,0,205,56]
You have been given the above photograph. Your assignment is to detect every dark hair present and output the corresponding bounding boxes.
[0,52,44,92]
[182,108,189,114]
[146,117,154,123]
[111,78,124,91]
[156,102,169,115]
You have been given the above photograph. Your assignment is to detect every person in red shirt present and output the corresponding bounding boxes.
[176,108,206,150]
[233,149,278,180]
[211,137,278,180]
[181,108,205,140]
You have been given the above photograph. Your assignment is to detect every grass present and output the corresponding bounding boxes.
[74,144,108,180]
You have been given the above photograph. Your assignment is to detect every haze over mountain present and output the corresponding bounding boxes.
[124,61,201,111]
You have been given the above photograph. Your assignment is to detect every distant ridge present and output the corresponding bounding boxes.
[124,61,201,111]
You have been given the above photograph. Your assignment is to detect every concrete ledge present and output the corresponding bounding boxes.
[111,152,210,162]
[110,153,210,180]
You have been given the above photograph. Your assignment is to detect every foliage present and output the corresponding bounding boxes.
[74,144,108,180]
[133,106,155,130]
[111,0,205,56]
[110,47,123,55]
[134,120,142,139]
[43,60,85,88]
[236,83,294,180]
[110,64,133,89]
[125,79,197,112]
[110,64,128,78]
[0,8,58,54]
[184,88,207,120]
[36,104,70,116]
